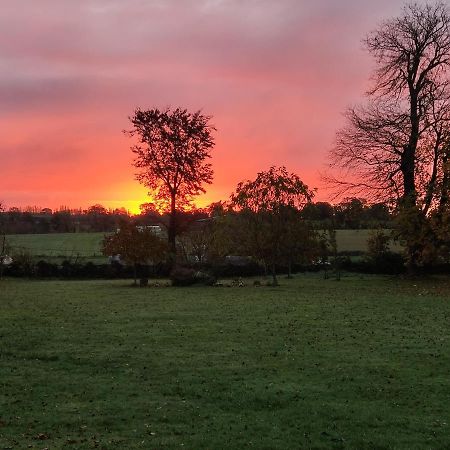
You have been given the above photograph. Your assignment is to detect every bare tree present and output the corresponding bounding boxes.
[330,3,450,204]
[329,2,450,269]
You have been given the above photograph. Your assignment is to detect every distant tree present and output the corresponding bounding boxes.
[127,107,215,261]
[230,166,314,285]
[85,204,113,232]
[334,198,367,229]
[366,202,392,226]
[301,202,334,223]
[139,202,159,216]
[329,2,450,271]
[86,204,108,215]
[112,207,129,216]
[51,211,74,233]
[102,222,167,285]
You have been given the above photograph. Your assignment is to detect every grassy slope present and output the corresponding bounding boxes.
[1,275,449,449]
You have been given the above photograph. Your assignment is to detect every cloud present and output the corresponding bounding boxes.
[0,0,427,208]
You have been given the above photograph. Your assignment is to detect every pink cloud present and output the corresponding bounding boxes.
[0,0,425,209]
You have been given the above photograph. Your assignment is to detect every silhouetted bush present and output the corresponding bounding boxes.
[35,260,59,277]
[194,271,217,286]
[170,266,198,286]
[341,252,405,274]
[211,261,265,277]
[6,251,35,277]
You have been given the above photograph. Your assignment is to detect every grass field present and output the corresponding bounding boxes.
[5,230,402,263]
[1,275,449,449]
[334,229,403,253]
[5,232,109,263]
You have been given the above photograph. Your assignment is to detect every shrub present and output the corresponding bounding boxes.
[35,260,59,277]
[170,266,197,286]
[170,266,217,286]
[6,250,35,277]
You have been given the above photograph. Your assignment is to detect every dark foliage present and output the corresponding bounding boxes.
[170,267,198,286]
[342,252,406,275]
[170,266,217,286]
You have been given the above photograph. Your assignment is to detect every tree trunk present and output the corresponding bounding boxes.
[133,263,137,286]
[271,263,278,286]
[402,90,420,207]
[400,91,420,272]
[168,192,177,266]
[287,259,292,279]
[263,260,268,278]
[400,146,417,208]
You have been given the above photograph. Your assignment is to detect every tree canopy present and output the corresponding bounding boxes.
[230,166,315,285]
[127,107,215,258]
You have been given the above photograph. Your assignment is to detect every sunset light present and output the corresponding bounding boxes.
[2,2,450,449]
[0,0,409,211]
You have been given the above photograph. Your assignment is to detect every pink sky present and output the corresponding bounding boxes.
[0,0,420,213]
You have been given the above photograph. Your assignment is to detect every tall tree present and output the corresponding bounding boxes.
[230,166,314,285]
[329,2,450,270]
[127,108,215,261]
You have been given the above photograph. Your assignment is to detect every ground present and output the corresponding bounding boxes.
[1,274,449,449]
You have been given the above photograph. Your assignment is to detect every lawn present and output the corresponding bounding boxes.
[1,274,449,449]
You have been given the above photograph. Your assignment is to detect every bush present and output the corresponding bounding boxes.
[170,267,217,286]
[194,271,217,286]
[170,266,198,286]
[211,261,264,278]
[6,250,35,277]
[35,260,59,277]
[342,252,405,274]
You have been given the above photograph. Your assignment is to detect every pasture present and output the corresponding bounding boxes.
[1,275,449,449]
[5,229,402,264]
[5,232,109,264]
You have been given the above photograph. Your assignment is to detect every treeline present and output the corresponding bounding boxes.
[0,197,393,234]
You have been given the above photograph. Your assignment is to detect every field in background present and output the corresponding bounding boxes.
[5,232,109,263]
[334,229,403,253]
[1,275,449,448]
[5,230,402,263]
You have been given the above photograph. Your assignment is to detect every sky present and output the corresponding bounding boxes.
[0,0,426,213]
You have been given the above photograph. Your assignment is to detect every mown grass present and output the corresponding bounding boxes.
[1,274,449,449]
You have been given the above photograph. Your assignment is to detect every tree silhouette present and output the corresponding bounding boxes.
[102,222,167,285]
[329,2,450,270]
[230,166,314,285]
[127,107,215,261]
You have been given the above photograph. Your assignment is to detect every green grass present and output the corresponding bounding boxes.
[5,230,402,265]
[335,229,403,253]
[5,232,109,263]
[1,275,449,449]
